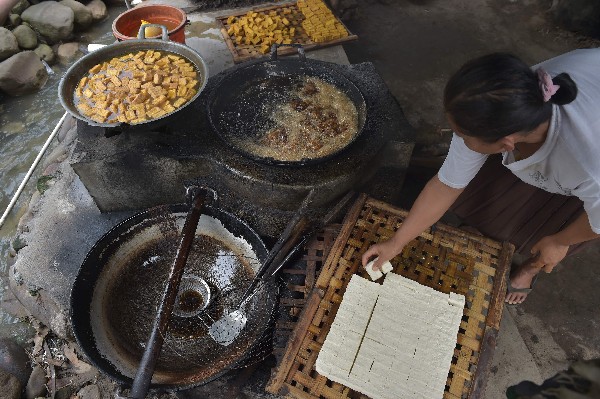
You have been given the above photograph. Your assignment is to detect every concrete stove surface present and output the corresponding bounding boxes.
[71,61,414,237]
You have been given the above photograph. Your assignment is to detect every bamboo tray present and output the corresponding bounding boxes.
[267,193,514,398]
[216,2,358,64]
[274,224,341,363]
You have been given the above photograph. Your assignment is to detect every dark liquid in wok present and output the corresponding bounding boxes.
[179,291,204,313]
[102,234,256,373]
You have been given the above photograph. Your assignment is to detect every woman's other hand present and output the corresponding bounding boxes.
[530,235,569,273]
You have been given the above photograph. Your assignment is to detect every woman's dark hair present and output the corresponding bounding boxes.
[444,53,578,142]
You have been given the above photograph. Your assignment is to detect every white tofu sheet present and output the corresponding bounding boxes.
[315,273,466,399]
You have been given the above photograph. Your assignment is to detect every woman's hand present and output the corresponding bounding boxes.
[530,235,570,273]
[361,239,402,271]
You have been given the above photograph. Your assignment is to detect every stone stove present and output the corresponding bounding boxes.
[70,60,414,237]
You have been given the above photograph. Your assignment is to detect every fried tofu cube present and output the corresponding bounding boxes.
[89,64,102,74]
[152,95,167,107]
[125,109,136,121]
[177,86,188,97]
[174,97,188,108]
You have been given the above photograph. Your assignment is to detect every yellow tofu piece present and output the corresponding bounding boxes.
[173,98,186,108]
[89,64,102,74]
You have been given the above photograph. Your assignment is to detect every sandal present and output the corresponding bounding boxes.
[505,274,538,304]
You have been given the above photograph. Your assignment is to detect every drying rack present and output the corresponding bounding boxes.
[267,193,514,398]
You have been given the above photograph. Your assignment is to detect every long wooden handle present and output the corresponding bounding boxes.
[129,193,205,398]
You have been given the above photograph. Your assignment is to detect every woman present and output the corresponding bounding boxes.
[362,49,600,304]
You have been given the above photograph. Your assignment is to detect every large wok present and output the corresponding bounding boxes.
[207,45,367,166]
[70,204,277,390]
[58,26,208,131]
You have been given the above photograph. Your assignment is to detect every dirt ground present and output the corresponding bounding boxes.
[339,0,599,152]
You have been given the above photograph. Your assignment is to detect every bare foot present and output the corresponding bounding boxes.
[505,261,540,305]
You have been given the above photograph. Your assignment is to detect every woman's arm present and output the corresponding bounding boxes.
[530,211,600,272]
[361,174,464,270]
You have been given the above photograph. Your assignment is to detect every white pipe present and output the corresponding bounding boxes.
[0,112,68,229]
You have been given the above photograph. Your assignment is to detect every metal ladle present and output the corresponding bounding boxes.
[129,186,215,399]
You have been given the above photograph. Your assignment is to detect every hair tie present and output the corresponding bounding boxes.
[536,68,560,102]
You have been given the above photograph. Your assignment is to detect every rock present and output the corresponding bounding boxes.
[11,0,31,15]
[0,51,48,95]
[55,385,76,399]
[57,41,81,64]
[42,143,68,167]
[21,2,74,44]
[8,14,22,27]
[12,25,38,50]
[0,28,19,62]
[0,369,21,399]
[57,114,76,142]
[0,290,31,320]
[86,0,107,22]
[43,162,60,176]
[77,384,100,399]
[33,43,55,64]
[59,0,92,30]
[24,366,46,399]
[0,338,31,386]
[12,235,27,251]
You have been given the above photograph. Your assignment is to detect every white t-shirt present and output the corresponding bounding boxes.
[438,49,600,233]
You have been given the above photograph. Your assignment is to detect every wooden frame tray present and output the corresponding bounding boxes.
[267,193,514,398]
[216,1,358,63]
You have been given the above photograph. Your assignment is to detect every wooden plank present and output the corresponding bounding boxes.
[469,328,499,398]
[485,241,514,330]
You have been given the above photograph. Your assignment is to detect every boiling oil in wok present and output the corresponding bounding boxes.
[228,76,359,162]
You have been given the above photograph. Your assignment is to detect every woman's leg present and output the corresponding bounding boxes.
[449,154,597,303]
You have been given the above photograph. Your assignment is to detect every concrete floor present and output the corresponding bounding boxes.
[338,1,600,398]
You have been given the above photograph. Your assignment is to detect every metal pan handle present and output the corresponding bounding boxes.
[270,43,306,61]
[137,24,169,41]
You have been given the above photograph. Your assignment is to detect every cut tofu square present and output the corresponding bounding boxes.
[318,271,466,399]
[365,258,394,281]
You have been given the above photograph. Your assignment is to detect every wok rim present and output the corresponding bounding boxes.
[69,204,274,390]
[58,38,209,129]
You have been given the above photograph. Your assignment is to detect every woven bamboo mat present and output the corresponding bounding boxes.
[267,193,514,398]
[216,2,358,63]
[274,224,341,363]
